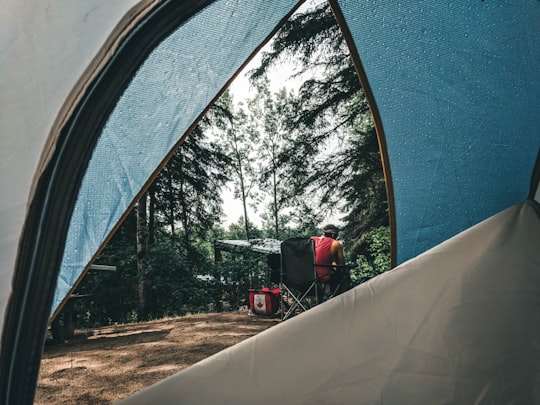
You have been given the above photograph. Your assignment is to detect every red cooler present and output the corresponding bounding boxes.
[248,287,280,316]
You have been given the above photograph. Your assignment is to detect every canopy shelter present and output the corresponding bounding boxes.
[1,0,539,403]
[214,239,282,256]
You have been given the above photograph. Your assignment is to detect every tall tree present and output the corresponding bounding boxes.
[137,99,232,315]
[151,96,232,244]
[250,1,387,257]
[136,192,149,318]
[330,117,388,259]
[220,91,260,239]
[245,80,297,239]
[158,128,230,252]
[78,99,235,324]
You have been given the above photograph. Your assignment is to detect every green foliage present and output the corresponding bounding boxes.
[76,234,223,326]
[340,119,388,260]
[213,254,269,309]
[349,226,391,285]
[75,219,139,327]
[224,217,263,240]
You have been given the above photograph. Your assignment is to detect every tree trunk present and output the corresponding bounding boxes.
[242,188,251,240]
[136,192,149,319]
[272,162,279,239]
[167,172,175,239]
[148,185,156,244]
[238,159,251,240]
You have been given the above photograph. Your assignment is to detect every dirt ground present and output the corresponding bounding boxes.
[35,311,279,404]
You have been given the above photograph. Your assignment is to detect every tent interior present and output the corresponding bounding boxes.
[1,0,539,403]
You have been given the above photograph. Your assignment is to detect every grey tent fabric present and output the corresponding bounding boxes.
[0,0,141,337]
[118,200,540,404]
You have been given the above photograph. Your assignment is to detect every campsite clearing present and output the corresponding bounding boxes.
[35,312,278,404]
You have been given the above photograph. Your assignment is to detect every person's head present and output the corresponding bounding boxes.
[322,224,340,239]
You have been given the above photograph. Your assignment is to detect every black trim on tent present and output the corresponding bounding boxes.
[0,1,219,404]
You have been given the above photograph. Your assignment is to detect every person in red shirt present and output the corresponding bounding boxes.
[311,224,346,283]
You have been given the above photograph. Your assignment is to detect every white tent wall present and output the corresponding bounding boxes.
[0,1,168,402]
[118,200,540,404]
[0,0,141,339]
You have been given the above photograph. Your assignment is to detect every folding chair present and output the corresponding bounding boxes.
[279,237,320,320]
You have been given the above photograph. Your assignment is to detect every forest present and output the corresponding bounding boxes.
[68,2,391,328]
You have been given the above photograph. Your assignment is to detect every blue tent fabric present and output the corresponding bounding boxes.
[339,0,540,263]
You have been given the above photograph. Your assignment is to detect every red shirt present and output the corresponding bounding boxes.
[311,236,334,282]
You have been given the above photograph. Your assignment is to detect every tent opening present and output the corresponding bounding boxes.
[34,1,390,403]
[2,0,539,404]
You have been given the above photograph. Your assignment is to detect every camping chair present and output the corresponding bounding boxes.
[279,237,320,320]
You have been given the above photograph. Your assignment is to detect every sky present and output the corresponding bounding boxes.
[219,0,342,230]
